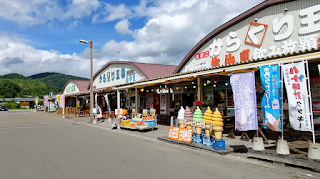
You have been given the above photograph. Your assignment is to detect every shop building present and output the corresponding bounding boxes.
[112,0,320,127]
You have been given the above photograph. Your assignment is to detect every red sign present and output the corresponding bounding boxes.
[169,127,193,143]
[244,22,268,47]
[195,51,209,60]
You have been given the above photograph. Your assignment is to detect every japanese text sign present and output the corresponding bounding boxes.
[142,109,148,116]
[230,72,258,131]
[168,127,193,143]
[115,108,122,115]
[260,65,282,131]
[195,51,209,60]
[282,62,311,131]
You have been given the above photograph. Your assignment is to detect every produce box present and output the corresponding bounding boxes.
[143,120,156,127]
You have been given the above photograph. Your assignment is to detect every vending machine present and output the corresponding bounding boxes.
[146,93,160,114]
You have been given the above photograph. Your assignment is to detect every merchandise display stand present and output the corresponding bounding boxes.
[120,108,157,131]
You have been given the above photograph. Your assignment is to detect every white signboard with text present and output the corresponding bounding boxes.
[181,1,320,73]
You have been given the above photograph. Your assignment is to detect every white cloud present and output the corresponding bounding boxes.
[68,20,82,29]
[114,19,133,35]
[0,0,265,77]
[0,0,100,26]
[61,0,100,20]
[0,0,63,26]
[0,32,110,78]
[97,0,265,65]
[92,3,131,23]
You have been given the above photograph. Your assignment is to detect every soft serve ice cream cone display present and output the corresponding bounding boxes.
[203,107,213,137]
[193,106,203,134]
[184,106,192,129]
[177,106,185,128]
[212,108,224,140]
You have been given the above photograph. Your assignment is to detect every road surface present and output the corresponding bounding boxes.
[0,110,318,179]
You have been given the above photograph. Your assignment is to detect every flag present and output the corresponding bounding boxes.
[260,65,282,131]
[282,62,311,131]
[230,72,258,131]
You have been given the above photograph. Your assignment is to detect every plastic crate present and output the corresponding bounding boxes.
[143,120,156,127]
[213,139,225,150]
[202,136,212,147]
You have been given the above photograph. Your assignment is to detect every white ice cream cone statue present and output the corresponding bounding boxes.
[212,108,224,140]
[193,106,203,134]
[177,106,185,128]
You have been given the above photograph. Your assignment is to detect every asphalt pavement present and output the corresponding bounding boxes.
[0,110,319,179]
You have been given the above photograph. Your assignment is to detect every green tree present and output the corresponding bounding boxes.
[0,79,21,98]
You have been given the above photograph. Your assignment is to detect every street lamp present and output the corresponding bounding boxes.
[79,39,94,123]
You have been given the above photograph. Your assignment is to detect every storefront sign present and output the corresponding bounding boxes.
[181,3,320,73]
[65,84,76,93]
[283,62,311,131]
[260,65,282,131]
[195,51,209,60]
[168,127,193,143]
[184,60,210,72]
[230,72,258,131]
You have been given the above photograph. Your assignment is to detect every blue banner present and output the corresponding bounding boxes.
[260,65,281,131]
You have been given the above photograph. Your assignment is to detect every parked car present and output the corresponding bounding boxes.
[1,106,7,111]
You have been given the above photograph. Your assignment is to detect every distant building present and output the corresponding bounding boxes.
[0,98,35,108]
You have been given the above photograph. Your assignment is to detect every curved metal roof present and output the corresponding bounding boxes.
[173,0,292,73]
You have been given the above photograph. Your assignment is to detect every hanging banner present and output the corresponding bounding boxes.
[260,65,282,131]
[94,93,102,118]
[54,95,59,108]
[104,94,111,116]
[230,72,258,131]
[60,93,65,108]
[282,62,311,131]
[44,95,49,107]
[57,95,61,107]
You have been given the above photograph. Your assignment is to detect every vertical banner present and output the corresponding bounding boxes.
[230,72,258,131]
[260,65,282,131]
[44,95,49,107]
[57,95,61,107]
[104,94,111,116]
[60,94,65,108]
[282,62,311,131]
[94,93,102,118]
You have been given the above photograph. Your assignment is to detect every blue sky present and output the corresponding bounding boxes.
[0,0,264,78]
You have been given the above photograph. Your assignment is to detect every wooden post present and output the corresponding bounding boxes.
[117,90,120,109]
[135,88,139,113]
[197,77,202,102]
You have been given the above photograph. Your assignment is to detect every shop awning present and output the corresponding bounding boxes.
[113,51,320,90]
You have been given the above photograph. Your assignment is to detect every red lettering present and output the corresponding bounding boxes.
[240,49,250,62]
[225,54,235,65]
[211,57,220,67]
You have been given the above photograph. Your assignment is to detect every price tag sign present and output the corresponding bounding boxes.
[150,108,156,116]
[142,109,148,116]
[182,119,186,127]
[115,108,123,115]
[200,121,205,129]
[191,120,196,126]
